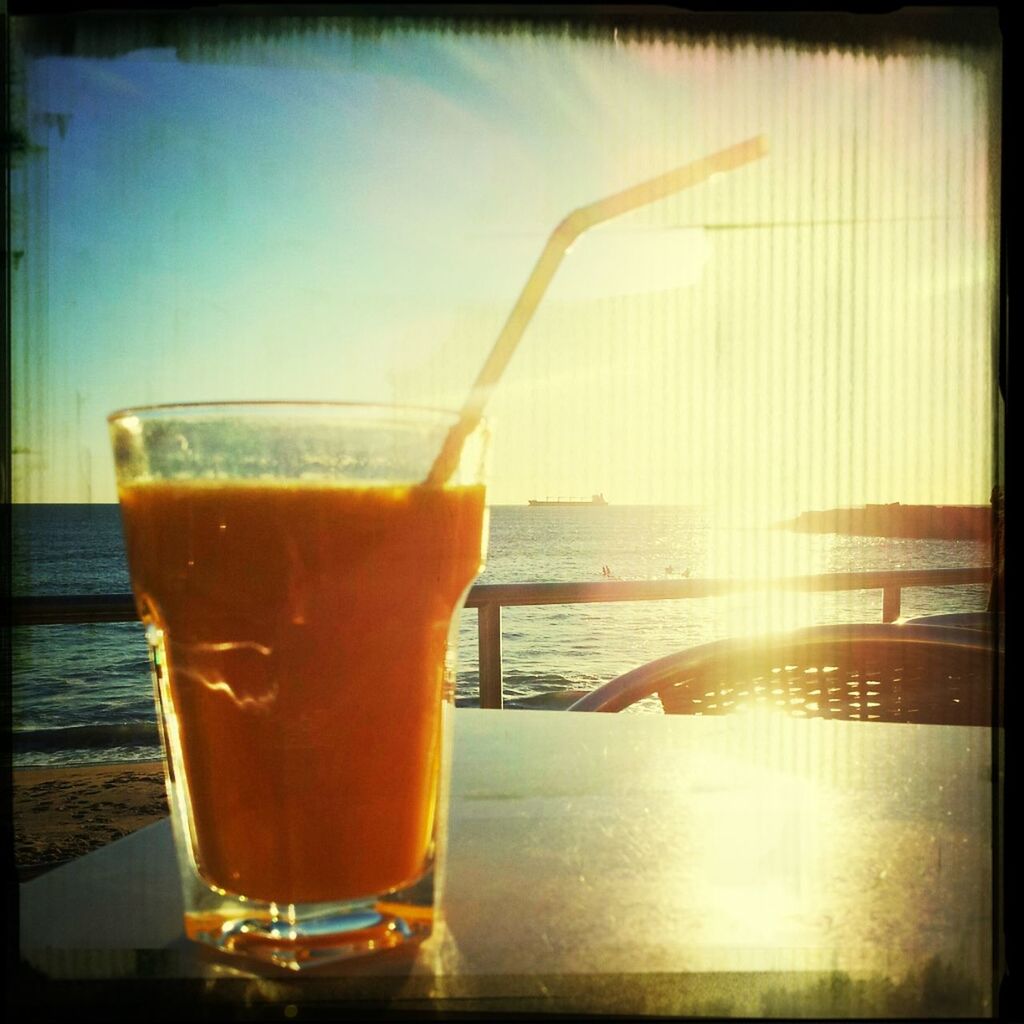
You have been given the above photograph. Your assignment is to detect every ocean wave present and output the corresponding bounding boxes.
[13,745,165,770]
[14,722,160,752]
[456,669,600,710]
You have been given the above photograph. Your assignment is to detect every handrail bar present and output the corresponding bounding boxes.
[465,570,993,706]
[464,568,990,607]
[11,567,992,627]
[13,594,138,626]
[12,567,993,710]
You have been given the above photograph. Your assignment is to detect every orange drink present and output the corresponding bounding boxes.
[109,404,488,969]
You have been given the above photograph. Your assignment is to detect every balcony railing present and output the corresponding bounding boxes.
[13,567,992,708]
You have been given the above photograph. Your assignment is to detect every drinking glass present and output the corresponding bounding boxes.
[108,403,488,970]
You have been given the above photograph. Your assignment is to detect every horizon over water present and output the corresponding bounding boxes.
[12,503,990,768]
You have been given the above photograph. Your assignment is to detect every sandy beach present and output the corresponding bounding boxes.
[14,761,168,881]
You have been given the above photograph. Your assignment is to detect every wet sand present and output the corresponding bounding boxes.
[14,761,168,881]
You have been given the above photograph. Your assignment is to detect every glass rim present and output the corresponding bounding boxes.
[107,400,477,428]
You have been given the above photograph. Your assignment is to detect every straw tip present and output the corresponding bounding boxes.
[747,134,770,157]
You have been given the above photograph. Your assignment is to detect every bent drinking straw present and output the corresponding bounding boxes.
[426,134,769,486]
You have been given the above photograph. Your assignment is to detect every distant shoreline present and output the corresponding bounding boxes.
[777,504,992,541]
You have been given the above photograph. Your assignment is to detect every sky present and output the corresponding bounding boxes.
[9,21,1001,516]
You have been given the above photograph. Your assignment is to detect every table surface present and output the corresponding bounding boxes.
[16,708,1000,1017]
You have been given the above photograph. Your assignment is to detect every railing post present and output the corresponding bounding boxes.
[882,586,901,622]
[477,603,503,709]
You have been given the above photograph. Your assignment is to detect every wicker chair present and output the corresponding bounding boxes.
[902,611,1000,633]
[567,623,999,726]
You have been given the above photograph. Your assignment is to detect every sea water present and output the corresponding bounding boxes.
[11,503,990,767]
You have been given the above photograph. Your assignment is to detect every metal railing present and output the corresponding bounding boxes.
[13,566,991,708]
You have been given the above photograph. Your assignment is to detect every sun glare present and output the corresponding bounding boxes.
[10,25,998,513]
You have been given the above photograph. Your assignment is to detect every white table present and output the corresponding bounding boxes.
[16,708,999,1016]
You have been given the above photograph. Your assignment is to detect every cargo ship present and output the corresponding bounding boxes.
[528,494,608,507]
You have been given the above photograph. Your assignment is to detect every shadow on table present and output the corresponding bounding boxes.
[758,956,987,1018]
[12,954,989,1018]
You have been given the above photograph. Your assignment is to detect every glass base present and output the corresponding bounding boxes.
[185,894,433,971]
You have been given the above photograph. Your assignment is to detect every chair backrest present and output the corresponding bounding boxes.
[568,623,999,726]
[902,611,1000,633]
